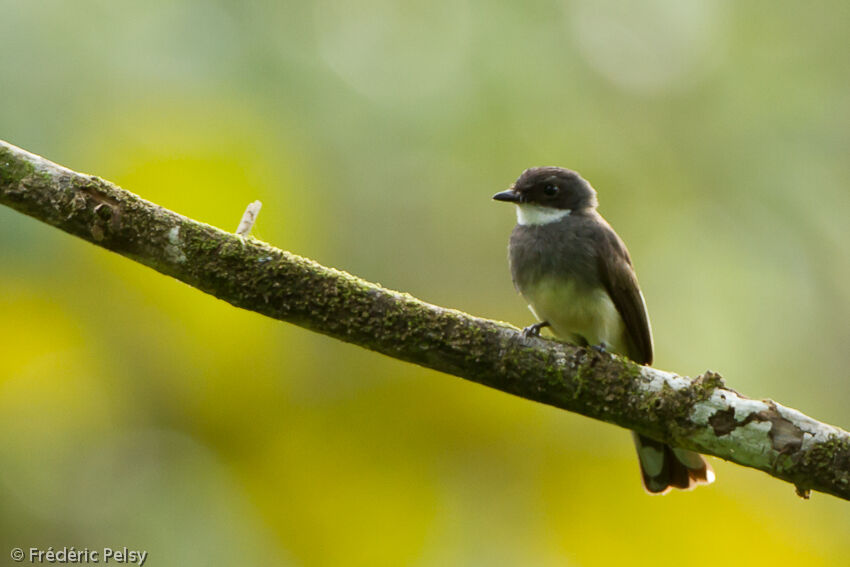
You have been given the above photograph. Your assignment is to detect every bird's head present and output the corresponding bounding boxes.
[493,167,598,223]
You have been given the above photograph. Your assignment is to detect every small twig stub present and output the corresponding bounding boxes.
[236,200,262,236]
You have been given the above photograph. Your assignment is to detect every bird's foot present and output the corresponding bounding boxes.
[590,342,609,354]
[522,321,550,338]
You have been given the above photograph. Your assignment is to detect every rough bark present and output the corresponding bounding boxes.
[2,139,848,500]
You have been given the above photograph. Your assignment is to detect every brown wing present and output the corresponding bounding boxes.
[596,221,654,365]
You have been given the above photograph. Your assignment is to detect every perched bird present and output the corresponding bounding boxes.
[493,166,713,494]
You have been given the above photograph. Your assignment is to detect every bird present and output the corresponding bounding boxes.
[493,166,714,494]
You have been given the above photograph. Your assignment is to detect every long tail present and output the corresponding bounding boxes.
[633,433,715,494]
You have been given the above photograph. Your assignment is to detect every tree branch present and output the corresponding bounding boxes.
[2,139,848,500]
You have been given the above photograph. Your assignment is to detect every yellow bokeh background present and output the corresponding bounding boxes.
[2,2,850,565]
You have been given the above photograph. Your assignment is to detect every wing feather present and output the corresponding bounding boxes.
[596,222,654,365]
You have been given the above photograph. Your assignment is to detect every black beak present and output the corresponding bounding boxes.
[492,189,521,203]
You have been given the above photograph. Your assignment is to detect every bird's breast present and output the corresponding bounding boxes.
[521,277,628,355]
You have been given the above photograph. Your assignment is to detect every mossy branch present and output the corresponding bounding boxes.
[2,139,849,500]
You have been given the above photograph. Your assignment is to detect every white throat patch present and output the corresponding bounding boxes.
[515,204,571,226]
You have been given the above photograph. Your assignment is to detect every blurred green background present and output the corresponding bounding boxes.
[2,1,850,565]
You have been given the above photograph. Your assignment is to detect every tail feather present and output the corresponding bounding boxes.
[633,433,714,495]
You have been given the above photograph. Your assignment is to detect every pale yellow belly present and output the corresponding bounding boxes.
[522,278,628,356]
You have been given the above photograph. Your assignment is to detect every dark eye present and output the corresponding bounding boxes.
[543,184,559,197]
